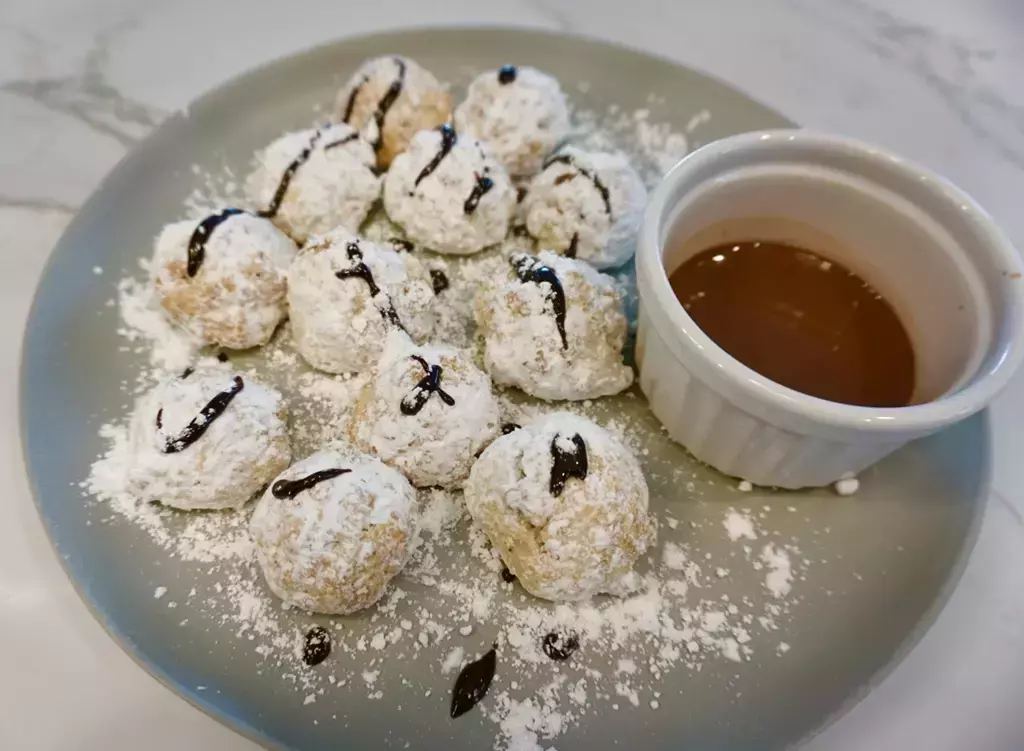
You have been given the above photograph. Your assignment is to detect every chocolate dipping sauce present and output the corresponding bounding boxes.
[668,241,915,407]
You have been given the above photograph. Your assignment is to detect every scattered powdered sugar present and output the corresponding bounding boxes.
[834,475,860,496]
[724,509,758,541]
[79,83,830,751]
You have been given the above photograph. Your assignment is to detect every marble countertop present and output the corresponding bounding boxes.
[2,0,1023,748]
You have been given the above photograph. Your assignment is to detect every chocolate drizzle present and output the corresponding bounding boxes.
[430,269,449,295]
[340,76,367,124]
[272,468,351,499]
[542,632,579,661]
[302,626,332,666]
[334,241,403,329]
[463,174,494,214]
[414,124,457,187]
[390,237,414,253]
[497,65,517,84]
[450,647,497,718]
[566,232,580,259]
[544,153,612,216]
[400,355,455,415]
[187,208,245,277]
[549,433,588,496]
[369,57,407,152]
[500,566,517,583]
[516,185,528,204]
[159,376,244,454]
[258,130,324,218]
[323,132,359,150]
[501,423,521,435]
[180,366,195,380]
[510,255,568,349]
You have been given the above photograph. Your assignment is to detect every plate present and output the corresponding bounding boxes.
[20,27,986,751]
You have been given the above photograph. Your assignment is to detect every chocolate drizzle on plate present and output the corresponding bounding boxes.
[186,208,245,277]
[450,646,497,718]
[369,57,407,152]
[159,375,244,454]
[542,632,579,661]
[566,232,580,259]
[463,174,495,214]
[216,352,230,362]
[400,355,455,415]
[430,269,449,295]
[334,241,404,329]
[544,153,612,216]
[272,468,351,499]
[510,255,568,349]
[501,422,521,435]
[414,124,457,187]
[497,65,517,85]
[258,129,324,218]
[180,366,195,380]
[549,433,588,496]
[302,626,332,667]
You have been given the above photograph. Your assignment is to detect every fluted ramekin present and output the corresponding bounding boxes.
[635,130,1024,488]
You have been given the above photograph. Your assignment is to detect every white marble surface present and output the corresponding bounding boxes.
[2,0,1023,748]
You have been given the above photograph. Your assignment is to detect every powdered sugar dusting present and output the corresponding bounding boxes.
[77,78,836,751]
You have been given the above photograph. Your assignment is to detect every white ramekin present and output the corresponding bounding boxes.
[635,130,1024,489]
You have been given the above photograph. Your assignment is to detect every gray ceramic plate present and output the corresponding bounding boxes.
[21,27,986,751]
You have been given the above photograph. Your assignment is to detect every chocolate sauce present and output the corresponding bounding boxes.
[302,626,331,667]
[258,130,324,218]
[323,132,359,150]
[450,646,497,718]
[334,241,404,329]
[669,241,915,407]
[544,154,612,216]
[370,57,407,152]
[187,208,245,277]
[541,632,579,661]
[414,124,457,187]
[566,232,579,259]
[340,76,367,124]
[159,375,244,454]
[463,174,494,214]
[272,468,351,500]
[216,352,229,362]
[501,423,521,435]
[510,255,568,349]
[549,433,588,496]
[430,269,449,295]
[180,366,195,379]
[400,355,455,415]
[500,566,517,583]
[516,186,528,204]
[497,65,517,84]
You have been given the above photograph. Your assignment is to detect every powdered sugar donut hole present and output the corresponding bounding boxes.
[465,412,655,601]
[334,55,452,170]
[474,250,634,401]
[349,331,501,489]
[288,228,436,374]
[245,124,381,245]
[126,367,291,510]
[523,146,648,269]
[152,210,297,349]
[383,125,516,255]
[250,442,417,615]
[453,65,570,178]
